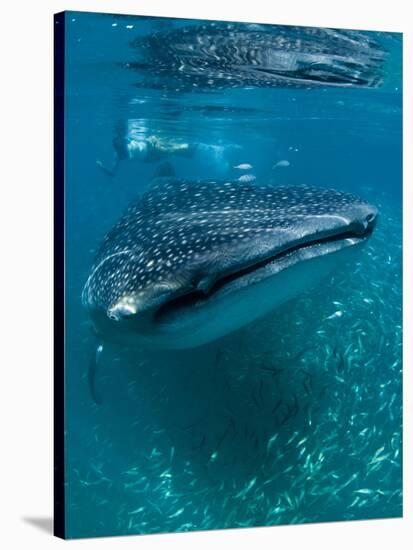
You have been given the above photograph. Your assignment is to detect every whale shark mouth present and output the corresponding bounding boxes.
[154,223,374,322]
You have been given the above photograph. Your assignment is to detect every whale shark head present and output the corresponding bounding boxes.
[82,180,377,348]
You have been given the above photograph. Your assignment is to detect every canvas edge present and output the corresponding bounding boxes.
[53,10,66,540]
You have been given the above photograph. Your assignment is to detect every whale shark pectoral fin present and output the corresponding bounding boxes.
[88,341,104,405]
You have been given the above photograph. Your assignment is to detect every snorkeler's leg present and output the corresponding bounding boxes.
[153,160,176,178]
[176,143,198,158]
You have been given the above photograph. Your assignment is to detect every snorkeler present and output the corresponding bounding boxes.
[96,124,197,176]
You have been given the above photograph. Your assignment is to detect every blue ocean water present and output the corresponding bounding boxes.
[62,12,402,538]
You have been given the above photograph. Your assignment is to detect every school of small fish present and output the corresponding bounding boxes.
[68,197,401,537]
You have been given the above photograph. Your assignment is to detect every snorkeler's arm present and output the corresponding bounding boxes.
[96,154,120,177]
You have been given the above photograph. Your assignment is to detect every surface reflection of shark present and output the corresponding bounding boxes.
[127,22,387,92]
[82,179,377,349]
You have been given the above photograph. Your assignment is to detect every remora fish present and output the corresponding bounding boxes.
[82,180,377,348]
[128,23,386,90]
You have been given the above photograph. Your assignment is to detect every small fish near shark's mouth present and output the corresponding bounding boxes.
[154,209,377,323]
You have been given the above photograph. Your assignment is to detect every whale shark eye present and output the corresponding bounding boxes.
[107,300,138,321]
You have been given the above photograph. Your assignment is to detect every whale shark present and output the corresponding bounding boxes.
[128,23,386,91]
[82,180,377,349]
